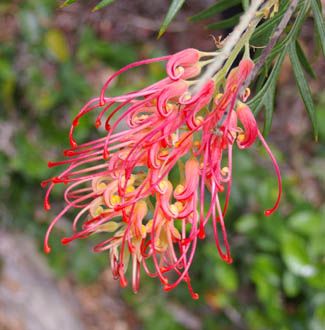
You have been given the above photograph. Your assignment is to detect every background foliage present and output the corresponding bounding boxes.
[0,0,324,329]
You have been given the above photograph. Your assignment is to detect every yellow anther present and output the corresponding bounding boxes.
[97,182,107,191]
[159,150,169,157]
[175,66,185,75]
[237,133,245,142]
[126,185,135,193]
[141,224,147,238]
[146,219,153,232]
[231,84,238,92]
[166,102,174,112]
[221,166,229,176]
[214,93,224,102]
[110,194,121,206]
[175,184,185,195]
[94,206,104,216]
[158,180,168,192]
[98,221,119,233]
[195,116,204,125]
[182,92,192,102]
[170,204,179,217]
[194,140,201,148]
[175,202,183,211]
[136,114,148,121]
[174,140,181,147]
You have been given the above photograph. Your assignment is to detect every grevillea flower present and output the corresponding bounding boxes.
[43,49,282,299]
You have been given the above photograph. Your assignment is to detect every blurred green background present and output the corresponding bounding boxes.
[0,1,324,329]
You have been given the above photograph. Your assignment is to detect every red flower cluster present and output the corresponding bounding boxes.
[43,49,282,298]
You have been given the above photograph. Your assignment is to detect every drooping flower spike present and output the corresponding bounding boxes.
[43,48,282,299]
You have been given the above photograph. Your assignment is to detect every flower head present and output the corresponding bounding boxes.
[43,49,282,298]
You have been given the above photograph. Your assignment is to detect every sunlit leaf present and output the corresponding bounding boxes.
[288,211,321,236]
[92,0,115,11]
[283,272,301,297]
[235,214,258,234]
[282,232,316,278]
[158,0,186,39]
[60,0,77,7]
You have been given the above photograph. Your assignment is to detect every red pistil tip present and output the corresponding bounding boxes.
[44,200,51,211]
[61,237,71,245]
[198,227,206,239]
[47,161,55,168]
[181,238,190,246]
[160,266,170,273]
[40,180,49,188]
[64,150,75,157]
[163,284,173,292]
[191,293,200,300]
[264,209,273,216]
[103,150,109,160]
[44,245,51,254]
[105,122,111,131]
[119,276,128,288]
[223,255,233,264]
[95,119,101,128]
[52,177,61,184]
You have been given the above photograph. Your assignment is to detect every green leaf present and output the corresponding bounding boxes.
[254,0,310,65]
[250,255,280,303]
[248,49,286,113]
[311,0,325,56]
[296,40,317,78]
[250,0,290,45]
[281,232,316,278]
[235,214,258,234]
[207,13,241,30]
[288,211,321,236]
[190,0,241,22]
[60,0,77,7]
[158,0,186,39]
[214,261,239,292]
[92,0,115,11]
[289,41,318,139]
[249,1,312,130]
[263,82,276,135]
[283,272,301,297]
